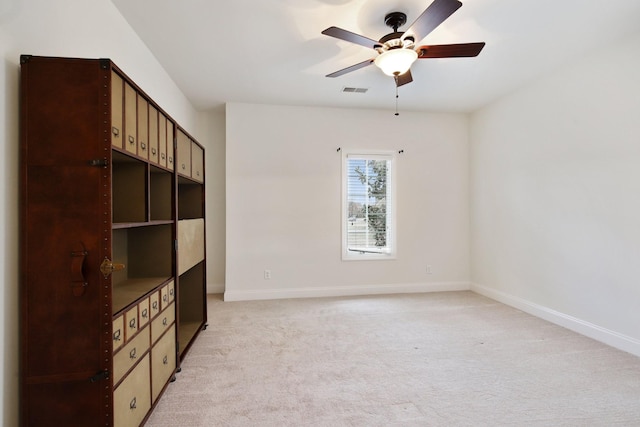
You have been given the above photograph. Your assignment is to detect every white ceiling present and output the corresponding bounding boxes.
[112,0,640,113]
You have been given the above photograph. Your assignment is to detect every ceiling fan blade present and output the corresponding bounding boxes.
[402,0,462,43]
[326,59,375,78]
[396,70,413,87]
[322,26,381,49]
[417,42,485,58]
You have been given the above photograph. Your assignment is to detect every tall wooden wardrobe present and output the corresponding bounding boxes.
[19,55,207,426]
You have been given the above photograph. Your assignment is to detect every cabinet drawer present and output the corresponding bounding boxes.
[167,280,175,305]
[158,113,167,168]
[113,325,150,385]
[137,95,149,160]
[124,82,137,156]
[111,71,124,149]
[160,282,173,311]
[149,290,161,319]
[151,324,176,402]
[148,105,159,164]
[177,130,191,177]
[113,315,124,352]
[151,302,175,345]
[125,306,138,340]
[191,143,204,183]
[138,297,150,328]
[114,354,151,427]
[167,123,175,171]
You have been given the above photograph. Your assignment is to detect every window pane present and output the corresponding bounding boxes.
[345,156,391,255]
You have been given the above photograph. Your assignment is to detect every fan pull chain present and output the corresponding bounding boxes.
[394,76,400,116]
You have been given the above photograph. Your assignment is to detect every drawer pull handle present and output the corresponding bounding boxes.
[163,355,168,365]
[163,294,168,302]
[151,148,157,155]
[130,397,137,410]
[169,288,174,297]
[70,247,88,297]
[129,318,136,329]
[113,329,121,341]
[128,135,135,144]
[162,317,168,326]
[161,153,166,160]
[169,157,173,164]
[141,142,146,150]
[129,347,137,359]
[152,301,159,310]
[100,258,125,278]
[196,171,200,176]
[181,164,186,170]
[112,127,120,137]
[141,308,148,318]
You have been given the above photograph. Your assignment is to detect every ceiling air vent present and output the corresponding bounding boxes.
[342,87,368,94]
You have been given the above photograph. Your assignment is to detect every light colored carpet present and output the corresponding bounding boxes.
[145,291,640,426]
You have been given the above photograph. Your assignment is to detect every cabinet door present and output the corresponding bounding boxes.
[148,105,159,164]
[20,56,112,425]
[111,71,124,149]
[177,130,191,177]
[137,95,149,160]
[124,82,137,155]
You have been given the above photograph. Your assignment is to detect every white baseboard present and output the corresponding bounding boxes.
[224,281,471,302]
[471,282,640,357]
[207,282,225,294]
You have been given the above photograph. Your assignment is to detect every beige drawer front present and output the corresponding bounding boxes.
[160,282,170,311]
[111,71,124,149]
[151,324,176,402]
[137,95,149,160]
[158,113,167,168]
[113,325,150,385]
[148,105,159,165]
[138,297,150,329]
[151,302,175,345]
[191,143,204,183]
[124,82,137,156]
[167,123,175,171]
[125,306,138,341]
[177,130,191,177]
[178,219,205,275]
[149,290,161,319]
[113,315,124,352]
[114,354,151,427]
[167,280,175,304]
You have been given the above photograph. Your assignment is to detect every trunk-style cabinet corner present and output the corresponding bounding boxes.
[19,56,207,427]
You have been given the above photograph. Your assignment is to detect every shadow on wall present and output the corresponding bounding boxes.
[3,57,21,427]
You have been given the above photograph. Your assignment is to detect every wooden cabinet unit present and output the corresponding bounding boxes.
[19,55,207,427]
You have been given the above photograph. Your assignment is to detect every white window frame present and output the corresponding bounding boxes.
[341,149,396,261]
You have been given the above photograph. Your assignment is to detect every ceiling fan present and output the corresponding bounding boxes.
[321,0,485,87]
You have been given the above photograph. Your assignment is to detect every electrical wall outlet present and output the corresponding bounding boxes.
[426,265,433,274]
[264,269,271,280]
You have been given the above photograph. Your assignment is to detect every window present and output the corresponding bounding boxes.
[342,151,396,260]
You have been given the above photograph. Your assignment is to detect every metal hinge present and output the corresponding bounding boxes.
[89,370,110,383]
[89,159,109,167]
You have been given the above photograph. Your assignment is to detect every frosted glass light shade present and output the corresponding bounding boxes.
[374,49,418,76]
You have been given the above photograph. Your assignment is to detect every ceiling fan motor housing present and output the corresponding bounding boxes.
[384,12,407,32]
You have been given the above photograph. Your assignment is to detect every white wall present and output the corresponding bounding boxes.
[0,0,213,424]
[225,103,470,300]
[470,32,640,355]
[199,111,226,293]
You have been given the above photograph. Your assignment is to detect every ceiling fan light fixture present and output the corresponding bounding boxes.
[374,48,418,77]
